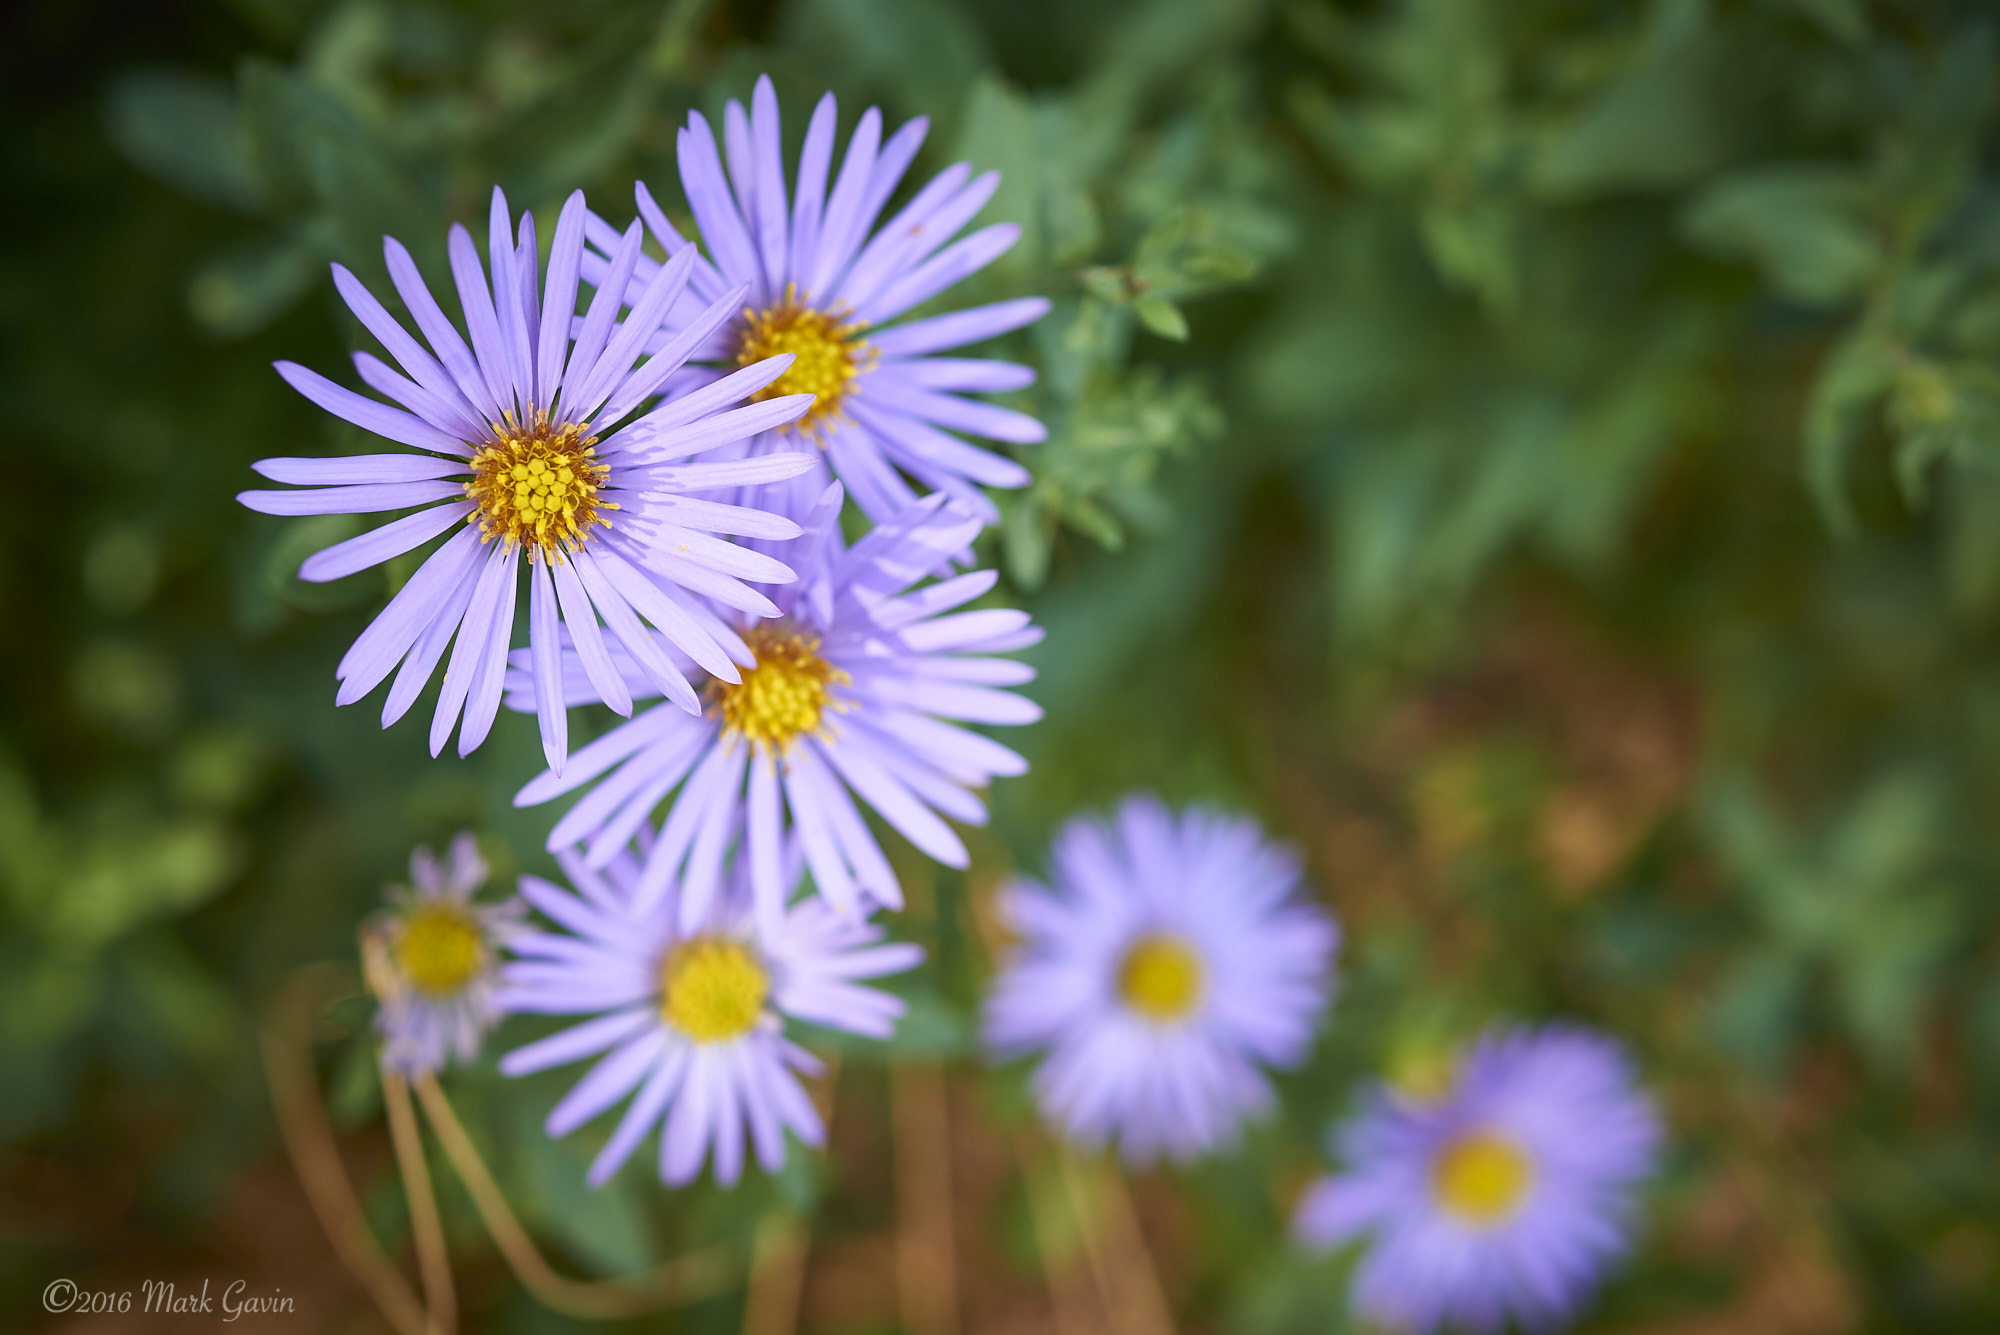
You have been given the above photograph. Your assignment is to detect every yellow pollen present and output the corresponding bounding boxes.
[660,937,768,1043]
[710,626,849,752]
[1117,934,1204,1022]
[735,285,870,437]
[463,414,614,555]
[395,905,486,996]
[1433,1131,1535,1226]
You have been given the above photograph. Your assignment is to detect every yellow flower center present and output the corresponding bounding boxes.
[464,415,614,555]
[1117,934,1204,1022]
[395,905,486,996]
[660,937,769,1043]
[735,286,869,437]
[709,626,849,752]
[1433,1130,1535,1226]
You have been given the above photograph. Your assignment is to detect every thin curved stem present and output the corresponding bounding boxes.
[258,963,439,1335]
[410,1071,737,1319]
[383,1069,457,1335]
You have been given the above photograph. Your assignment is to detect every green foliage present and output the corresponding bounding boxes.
[10,0,2000,1329]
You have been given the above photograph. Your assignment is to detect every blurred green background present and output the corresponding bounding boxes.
[6,0,2000,1330]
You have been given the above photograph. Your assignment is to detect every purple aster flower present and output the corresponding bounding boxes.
[983,796,1339,1164]
[507,483,1041,935]
[1293,1025,1662,1334]
[238,186,821,773]
[497,837,920,1187]
[365,831,525,1075]
[580,75,1048,527]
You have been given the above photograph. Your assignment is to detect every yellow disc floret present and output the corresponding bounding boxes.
[710,626,849,752]
[1432,1130,1535,1226]
[395,904,486,996]
[661,937,769,1043]
[1117,934,1205,1022]
[464,415,614,555]
[735,285,870,437]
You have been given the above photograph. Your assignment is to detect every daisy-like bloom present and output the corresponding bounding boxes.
[364,832,525,1075]
[238,186,821,773]
[497,838,920,1187]
[508,484,1041,933]
[982,796,1339,1164]
[581,75,1048,527]
[1293,1025,1662,1334]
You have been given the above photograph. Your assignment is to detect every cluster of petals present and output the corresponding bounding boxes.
[239,186,822,773]
[582,75,1049,526]
[508,483,1041,934]
[498,839,919,1186]
[1294,1025,1662,1334]
[371,832,524,1075]
[984,796,1340,1163]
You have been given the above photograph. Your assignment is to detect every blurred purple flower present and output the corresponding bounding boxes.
[507,484,1041,935]
[498,838,919,1188]
[583,74,1048,527]
[983,795,1339,1163]
[369,832,523,1075]
[239,187,820,772]
[1294,1024,1662,1334]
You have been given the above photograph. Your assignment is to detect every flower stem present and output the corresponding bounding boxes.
[410,1071,737,1318]
[382,1068,456,1335]
[258,963,440,1335]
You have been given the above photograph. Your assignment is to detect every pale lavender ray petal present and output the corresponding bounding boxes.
[446,222,517,415]
[680,114,764,299]
[806,106,881,300]
[529,555,567,773]
[634,179,731,301]
[750,75,789,297]
[551,554,634,716]
[562,218,644,421]
[455,540,522,756]
[428,539,513,756]
[331,265,484,436]
[273,361,470,454]
[788,93,838,285]
[488,187,535,409]
[539,191,589,407]
[868,296,1051,358]
[300,501,470,584]
[238,480,467,516]
[381,544,482,725]
[352,350,481,441]
[383,235,505,424]
[858,223,1022,327]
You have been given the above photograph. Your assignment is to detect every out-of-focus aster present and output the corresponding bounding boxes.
[1293,1025,1662,1334]
[238,187,820,772]
[498,837,920,1187]
[581,75,1048,527]
[982,796,1338,1164]
[507,483,1040,934]
[365,832,524,1075]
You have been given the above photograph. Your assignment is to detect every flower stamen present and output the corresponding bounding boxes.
[735,284,871,438]
[464,414,614,556]
[1433,1130,1535,1226]
[1117,934,1204,1022]
[396,905,486,996]
[661,938,768,1043]
[710,626,849,752]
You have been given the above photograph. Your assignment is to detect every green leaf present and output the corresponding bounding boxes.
[104,70,263,212]
[1803,328,1895,536]
[1132,294,1190,341]
[187,233,324,337]
[1682,165,1880,307]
